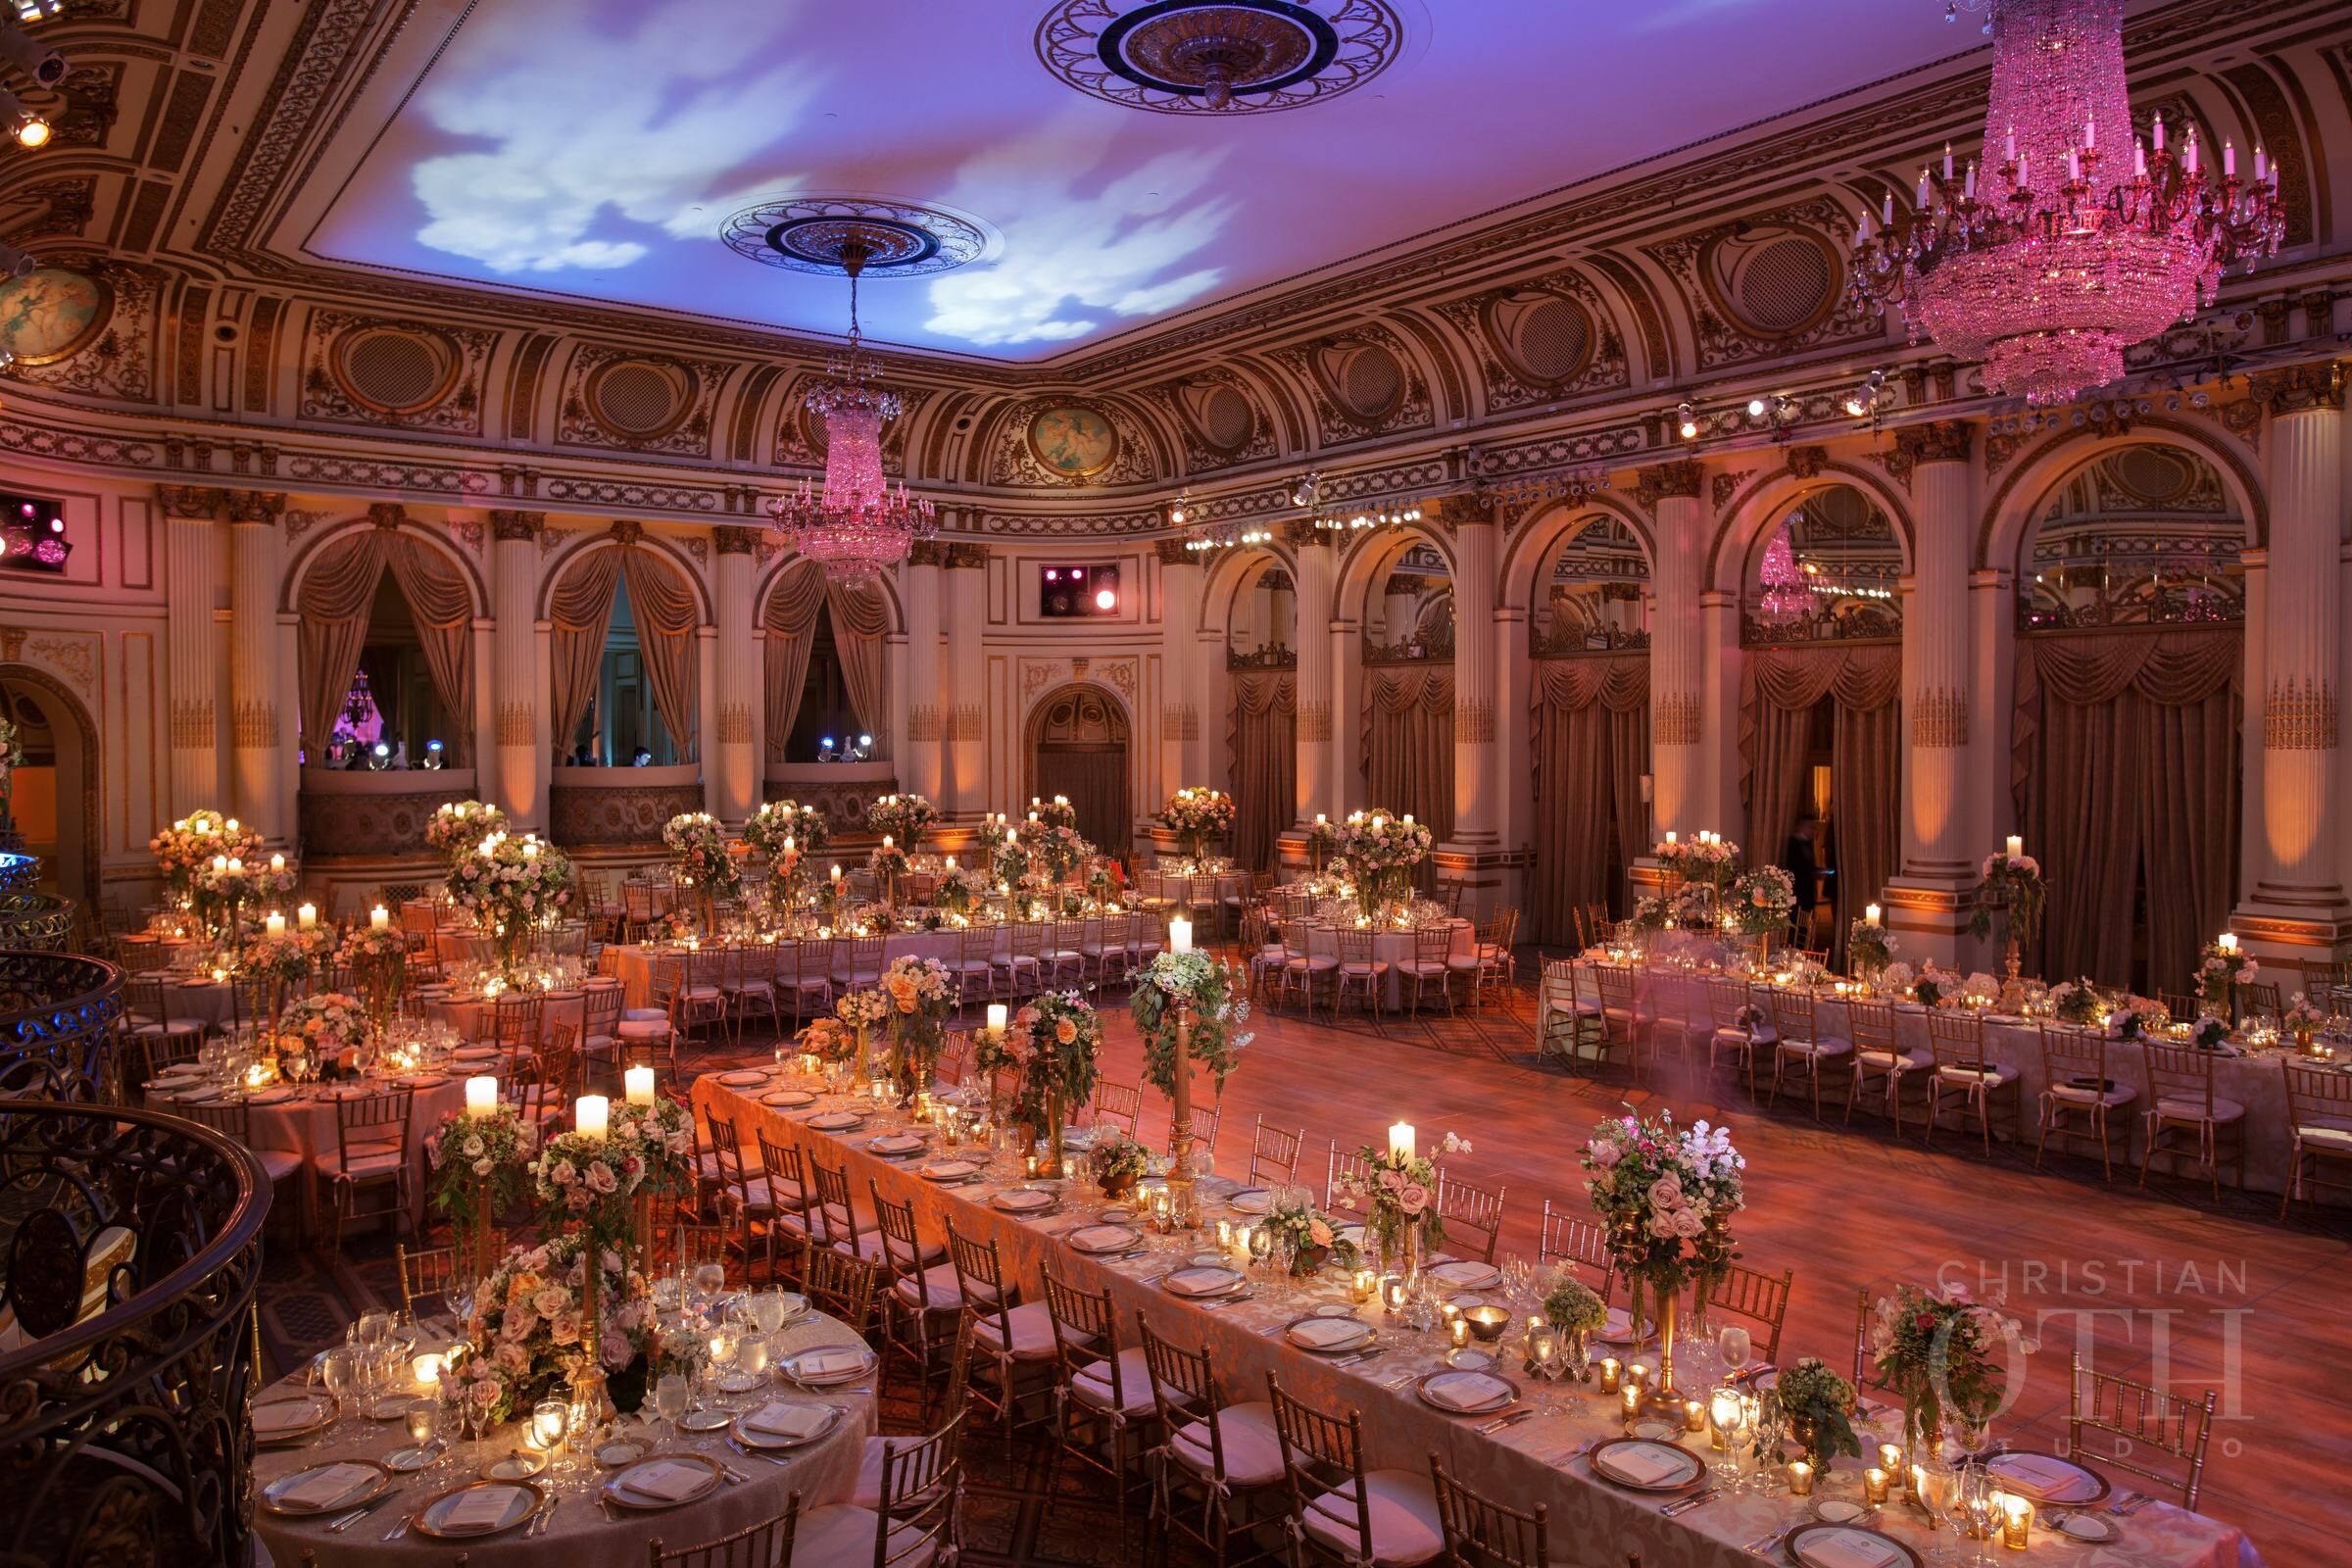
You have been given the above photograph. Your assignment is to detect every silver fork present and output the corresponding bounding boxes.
[529,1496,562,1538]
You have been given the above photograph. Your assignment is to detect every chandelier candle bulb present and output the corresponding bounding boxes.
[574,1095,609,1140]
[465,1076,498,1118]
[624,1066,655,1106]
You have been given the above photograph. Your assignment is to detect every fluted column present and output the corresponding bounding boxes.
[901,542,946,804]
[1643,463,1706,838]
[159,485,224,814]
[711,527,760,822]
[1290,525,1336,826]
[1900,421,1977,877]
[944,540,990,819]
[489,511,545,832]
[225,490,287,841]
[2240,363,2349,945]
[1157,542,1204,793]
[1444,496,1500,847]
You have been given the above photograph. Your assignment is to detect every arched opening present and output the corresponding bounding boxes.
[1217,555,1298,872]
[1351,532,1453,858]
[1738,483,1905,959]
[1027,684,1131,855]
[2010,444,2246,993]
[1527,513,1651,943]
[293,524,478,768]
[547,541,703,767]
[761,560,895,765]
[0,666,94,905]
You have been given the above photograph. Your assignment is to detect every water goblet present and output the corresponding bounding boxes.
[693,1259,727,1309]
[465,1378,498,1469]
[318,1347,358,1434]
[1918,1456,1965,1564]
[737,1334,770,1388]
[404,1398,439,1468]
[1716,1324,1751,1382]
[749,1288,788,1339]
[1533,1331,1560,1416]
[653,1372,690,1445]
[1959,1463,2001,1568]
[708,1325,742,1403]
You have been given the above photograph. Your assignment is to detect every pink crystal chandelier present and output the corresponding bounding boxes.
[769,232,936,582]
[1849,0,2284,405]
[1758,522,1810,622]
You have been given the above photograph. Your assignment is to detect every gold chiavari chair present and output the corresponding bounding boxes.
[1266,1376,1444,1568]
[318,1086,416,1263]
[1333,927,1390,1026]
[1644,970,1703,1084]
[992,923,1046,1001]
[873,1183,960,1406]
[2158,991,2201,1026]
[2281,1060,2352,1217]
[490,991,541,1066]
[123,973,204,1078]
[808,1152,882,1268]
[751,1128,814,1277]
[578,982,625,1084]
[1323,1143,1369,1211]
[1844,997,1928,1134]
[1923,1010,2019,1154]
[798,1237,882,1341]
[781,937,836,1024]
[1168,1099,1221,1164]
[1431,1455,1549,1568]
[1091,1078,1142,1135]
[793,1408,964,1566]
[1139,1312,1286,1568]
[1582,961,1642,1080]
[227,974,271,1039]
[1765,987,1853,1118]
[947,1224,1056,1456]
[1247,1117,1303,1190]
[1537,1200,1615,1303]
[1537,957,1602,1069]
[2068,1350,2219,1511]
[1044,919,1089,991]
[947,924,996,1010]
[1043,1270,1155,1552]
[701,1110,777,1280]
[621,882,664,944]
[722,941,779,1046]
[2139,1043,2245,1199]
[1433,1173,1505,1266]
[2241,980,2282,1019]
[645,1493,800,1568]
[1702,1262,1793,1365]
[1451,908,1519,1011]
[174,1100,301,1209]
[1278,919,1340,1018]
[534,1020,584,1107]
[1396,924,1454,1017]
[396,1242,468,1319]
[2035,1022,2136,1180]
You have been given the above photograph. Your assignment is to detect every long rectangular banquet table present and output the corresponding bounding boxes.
[698,1069,2260,1568]
[1544,963,2318,1195]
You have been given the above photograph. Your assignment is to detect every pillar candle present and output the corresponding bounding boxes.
[466,1076,498,1118]
[265,911,286,940]
[624,1066,656,1105]
[2004,834,2023,859]
[574,1095,609,1139]
[370,905,390,931]
[297,903,317,930]
[1388,1122,1414,1163]
[270,853,286,873]
[985,1004,1008,1034]
[1169,915,1193,954]
[1865,903,1882,927]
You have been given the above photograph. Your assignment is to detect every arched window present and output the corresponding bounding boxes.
[548,541,702,768]
[295,526,476,768]
[763,561,892,764]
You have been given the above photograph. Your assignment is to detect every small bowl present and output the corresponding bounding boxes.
[1463,1304,1513,1343]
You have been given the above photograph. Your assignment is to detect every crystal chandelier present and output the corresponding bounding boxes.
[1849,0,2284,405]
[769,232,935,582]
[1758,522,1810,623]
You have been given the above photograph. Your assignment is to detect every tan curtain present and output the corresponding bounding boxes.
[383,538,476,761]
[1036,748,1129,854]
[1740,645,1901,961]
[2015,627,2240,989]
[618,550,702,760]
[548,549,623,760]
[296,532,389,754]
[1362,664,1454,846]
[762,561,826,759]
[1530,656,1649,944]
[1229,671,1297,873]
[825,580,893,758]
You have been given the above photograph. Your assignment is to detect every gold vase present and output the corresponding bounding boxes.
[1645,1288,1684,1412]
[851,1023,871,1090]
[1037,1090,1065,1179]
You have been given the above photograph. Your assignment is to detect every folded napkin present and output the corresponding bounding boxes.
[1423,1372,1508,1411]
[744,1401,831,1440]
[1429,1261,1497,1286]
[1596,1443,1688,1487]
[764,1091,815,1106]
[1796,1530,1900,1568]
[1992,1453,2095,1500]
[796,1347,869,1379]
[444,1486,522,1531]
[809,1112,860,1130]
[1067,1224,1134,1250]
[922,1159,980,1180]
[870,1134,923,1154]
[1291,1316,1365,1348]
[280,1462,375,1510]
[1167,1267,1239,1297]
[994,1188,1053,1209]
[620,1459,707,1503]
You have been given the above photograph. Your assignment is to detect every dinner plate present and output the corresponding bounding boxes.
[245,1088,296,1105]
[1425,1259,1501,1291]
[783,1344,877,1387]
[1784,1522,1922,1568]
[1445,1347,1499,1371]
[250,1393,335,1445]
[921,1158,983,1182]
[1285,1315,1373,1353]
[482,1448,548,1480]
[808,1111,864,1133]
[602,1453,724,1512]
[383,1444,440,1474]
[1065,1222,1143,1254]
[2052,1511,2120,1544]
[594,1439,648,1468]
[717,1069,768,1088]
[991,1187,1057,1214]
[1985,1450,2110,1506]
[1810,1497,1871,1525]
[1164,1265,1247,1299]
[733,1399,842,1450]
[679,1405,735,1430]
[1628,1417,1683,1443]
[260,1459,390,1516]
[1587,1438,1706,1493]
[1224,1187,1270,1214]
[1415,1369,1517,1416]
[415,1478,545,1539]
[867,1132,927,1157]
[763,1089,817,1108]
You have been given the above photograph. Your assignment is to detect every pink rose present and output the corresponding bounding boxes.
[1308,1219,1334,1247]
[1649,1174,1685,1209]
[549,1310,582,1346]
[1588,1139,1622,1168]
[493,1340,529,1374]
[600,1328,631,1369]
[586,1162,618,1195]
[1397,1182,1429,1215]
[1671,1207,1704,1238]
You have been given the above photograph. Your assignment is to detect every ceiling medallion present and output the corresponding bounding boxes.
[1849,0,2283,405]
[1036,0,1401,116]
[766,228,937,585]
[721,195,989,277]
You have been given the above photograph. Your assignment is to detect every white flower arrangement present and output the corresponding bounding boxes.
[836,989,893,1030]
[866,792,938,850]
[1582,1111,1744,1325]
[662,811,741,900]
[1160,787,1236,858]
[150,810,262,899]
[279,991,367,1057]
[425,800,508,859]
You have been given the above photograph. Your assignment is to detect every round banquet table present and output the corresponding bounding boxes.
[144,971,240,1030]
[421,981,615,1044]
[1284,918,1476,1008]
[251,1308,873,1568]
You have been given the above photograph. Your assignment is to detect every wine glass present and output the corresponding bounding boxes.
[465,1378,497,1469]
[708,1325,742,1404]
[1955,1411,1994,1461]
[1959,1463,2001,1568]
[404,1400,439,1466]
[737,1333,771,1391]
[1716,1324,1752,1383]
[653,1372,690,1445]
[1918,1456,1965,1564]
[318,1347,357,1434]
[749,1288,789,1340]
[693,1259,727,1314]
[1533,1331,1559,1416]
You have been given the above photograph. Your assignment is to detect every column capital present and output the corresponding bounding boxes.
[1282,517,1334,548]
[944,542,990,569]
[489,510,545,541]
[1429,490,1497,531]
[2250,359,2346,416]
[1894,418,1975,466]
[1154,538,1198,565]
[227,490,286,524]
[368,502,408,530]
[907,539,947,567]
[712,524,760,557]
[156,484,226,519]
[1634,460,1704,506]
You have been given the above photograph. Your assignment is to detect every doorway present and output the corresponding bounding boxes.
[0,665,96,905]
[1026,685,1131,858]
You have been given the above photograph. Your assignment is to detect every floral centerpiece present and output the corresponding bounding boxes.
[239,929,321,1017]
[337,923,410,1033]
[151,810,262,903]
[1088,1129,1152,1200]
[1542,1269,1606,1338]
[1335,1129,1469,1280]
[1333,808,1434,918]
[2284,992,2328,1048]
[835,988,892,1086]
[866,792,938,852]
[1969,848,2046,1005]
[1870,1281,2021,1452]
[879,955,954,1102]
[2195,937,2257,1011]
[1017,991,1102,1176]
[279,991,367,1068]
[1033,796,1079,832]
[1262,1193,1359,1277]
[976,814,1010,856]
[991,834,1031,892]
[1848,917,1894,976]
[1032,823,1092,883]
[797,1016,856,1064]
[747,799,828,858]
[2044,978,2101,1025]
[1726,865,1795,939]
[2106,996,2167,1040]
[1777,1357,1863,1473]
[426,1102,536,1278]
[662,812,740,934]
[931,862,987,919]
[460,1234,680,1421]
[1160,787,1236,862]
[448,831,576,981]
[2189,1012,2231,1050]
[868,837,913,906]
[1880,959,1956,1007]
[425,800,507,861]
[1630,894,1670,934]
[192,853,298,949]
[1129,950,1251,1200]
[1582,1111,1743,1404]
[1656,835,1740,888]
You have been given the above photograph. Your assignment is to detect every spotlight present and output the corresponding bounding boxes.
[10,3,61,24]
[1168,489,1190,526]
[0,22,63,88]
[1094,586,1117,611]
[1675,402,1698,440]
[1746,397,1768,418]
[0,90,42,148]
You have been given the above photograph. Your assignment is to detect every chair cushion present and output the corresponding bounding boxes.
[893,1261,993,1311]
[1780,1036,1852,1059]
[315,1144,405,1180]
[2155,1095,2244,1123]
[1395,960,1450,978]
[969,1300,1058,1361]
[255,1148,304,1182]
[1285,956,1340,973]
[1714,1023,1776,1045]
[621,1007,667,1023]
[2047,1082,2133,1107]
[1168,1398,1284,1488]
[1340,961,1390,977]
[615,1019,671,1041]
[1069,1345,1155,1417]
[789,1503,934,1568]
[2296,1124,2352,1152]
[1936,1061,2018,1087]
[1857,1048,1929,1071]
[1302,1467,1446,1567]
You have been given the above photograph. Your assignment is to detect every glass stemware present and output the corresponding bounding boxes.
[1918,1456,1965,1564]
[1716,1324,1752,1382]
[1959,1463,2001,1568]
[653,1372,689,1444]
[318,1347,357,1434]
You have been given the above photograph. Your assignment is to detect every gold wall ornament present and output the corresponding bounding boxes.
[496,703,535,749]
[717,705,754,746]
[906,705,942,743]
[155,484,225,519]
[1297,700,1334,742]
[1910,688,1969,749]
[227,490,286,525]
[1896,419,1974,466]
[907,539,947,567]
[1154,537,1195,565]
[1453,699,1496,744]
[2250,360,2346,416]
[944,543,990,569]
[230,700,278,751]
[1634,461,1703,510]
[713,525,760,557]
[368,502,407,530]
[488,510,544,542]
[170,698,215,750]
[948,705,986,741]
[2265,677,2338,752]
[1654,693,1702,746]
[609,519,645,546]
[1784,445,1830,480]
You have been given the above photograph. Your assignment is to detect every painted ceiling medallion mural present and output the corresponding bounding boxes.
[0,268,107,365]
[720,195,990,278]
[1028,405,1120,477]
[1036,0,1401,115]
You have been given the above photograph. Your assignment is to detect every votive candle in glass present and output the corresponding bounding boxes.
[1619,1384,1642,1421]
[531,1397,565,1452]
[1628,1361,1651,1390]
[1351,1268,1377,1303]
[1880,1443,1905,1477]
[1449,1317,1470,1350]
[411,1351,443,1390]
[2000,1494,2033,1548]
[1788,1460,1815,1496]
[1684,1399,1705,1434]
[1599,1356,1622,1394]
[1709,1389,1741,1450]
[1864,1467,1891,1505]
